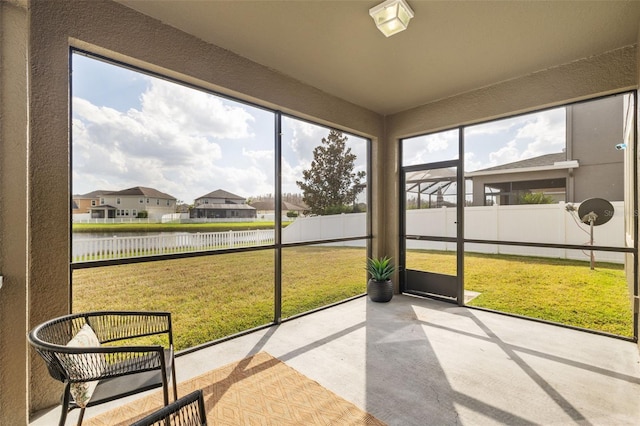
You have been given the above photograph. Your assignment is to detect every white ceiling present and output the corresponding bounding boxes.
[117,0,640,115]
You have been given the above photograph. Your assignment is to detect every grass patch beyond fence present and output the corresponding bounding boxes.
[73,248,634,350]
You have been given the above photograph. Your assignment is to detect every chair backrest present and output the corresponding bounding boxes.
[28,311,173,383]
[29,311,178,425]
[28,313,92,382]
[130,390,207,426]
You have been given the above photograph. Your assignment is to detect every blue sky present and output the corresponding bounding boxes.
[71,53,367,204]
[402,107,566,170]
[72,53,563,204]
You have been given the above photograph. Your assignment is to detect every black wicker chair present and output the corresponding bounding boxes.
[28,311,178,426]
[130,389,207,426]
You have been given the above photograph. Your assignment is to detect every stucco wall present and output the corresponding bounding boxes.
[8,0,383,422]
[382,45,637,288]
[636,21,640,353]
[0,1,29,424]
[569,95,625,202]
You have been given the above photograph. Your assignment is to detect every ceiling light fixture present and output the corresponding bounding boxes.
[369,0,414,37]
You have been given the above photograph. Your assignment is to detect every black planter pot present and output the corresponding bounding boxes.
[367,278,393,302]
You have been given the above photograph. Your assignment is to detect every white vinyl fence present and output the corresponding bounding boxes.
[407,201,626,263]
[281,213,367,245]
[73,230,274,262]
[72,202,628,263]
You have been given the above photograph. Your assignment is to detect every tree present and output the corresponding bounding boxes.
[296,130,366,215]
[518,192,554,204]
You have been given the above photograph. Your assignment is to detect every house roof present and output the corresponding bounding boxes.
[193,204,255,211]
[90,205,117,210]
[116,1,640,115]
[195,189,245,201]
[472,153,567,173]
[107,186,176,200]
[73,190,114,199]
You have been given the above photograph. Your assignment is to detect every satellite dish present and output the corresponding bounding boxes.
[576,198,614,270]
[577,198,614,226]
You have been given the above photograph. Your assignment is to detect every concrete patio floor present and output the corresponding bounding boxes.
[31,295,640,425]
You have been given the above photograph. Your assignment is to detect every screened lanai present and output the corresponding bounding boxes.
[3,1,640,425]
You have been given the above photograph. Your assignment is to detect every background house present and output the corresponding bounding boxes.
[71,190,113,215]
[90,186,177,220]
[467,95,624,206]
[250,199,307,218]
[468,153,576,206]
[191,189,256,219]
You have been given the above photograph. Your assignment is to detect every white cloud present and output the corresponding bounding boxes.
[242,147,273,162]
[72,78,261,202]
[464,151,483,172]
[469,108,565,170]
[74,73,373,203]
[465,117,520,137]
[137,78,255,140]
[281,158,307,194]
[403,130,458,165]
[285,119,328,164]
[517,109,565,158]
[427,133,450,152]
[488,140,521,166]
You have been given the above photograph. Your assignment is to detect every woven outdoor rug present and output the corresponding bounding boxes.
[85,351,385,425]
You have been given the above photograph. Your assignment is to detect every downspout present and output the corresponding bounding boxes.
[565,105,575,202]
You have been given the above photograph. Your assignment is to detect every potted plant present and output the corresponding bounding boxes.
[366,256,395,302]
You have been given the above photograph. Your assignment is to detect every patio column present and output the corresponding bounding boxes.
[27,0,74,415]
[0,1,29,424]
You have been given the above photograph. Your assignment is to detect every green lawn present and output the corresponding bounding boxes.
[73,247,634,350]
[407,250,634,337]
[73,247,367,350]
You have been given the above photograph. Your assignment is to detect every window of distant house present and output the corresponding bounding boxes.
[139,198,143,203]
[483,178,567,206]
[91,200,96,206]
[146,198,150,203]
[117,198,121,204]
[156,199,159,205]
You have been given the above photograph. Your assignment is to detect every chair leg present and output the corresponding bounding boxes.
[162,379,170,407]
[171,365,178,401]
[59,383,71,426]
[76,407,86,426]
[58,407,69,426]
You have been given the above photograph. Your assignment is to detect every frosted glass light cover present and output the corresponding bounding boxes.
[369,0,414,37]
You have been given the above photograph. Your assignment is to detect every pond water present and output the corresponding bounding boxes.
[72,231,190,240]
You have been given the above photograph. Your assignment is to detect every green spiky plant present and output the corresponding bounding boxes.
[366,256,395,281]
